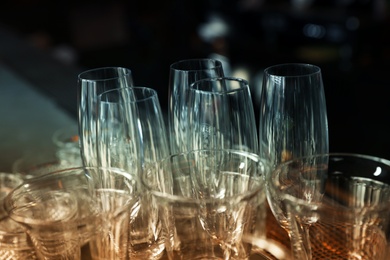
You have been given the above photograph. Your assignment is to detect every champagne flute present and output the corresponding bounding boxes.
[168,58,224,154]
[187,76,259,153]
[96,87,139,173]
[77,67,134,168]
[258,63,329,233]
[97,86,169,259]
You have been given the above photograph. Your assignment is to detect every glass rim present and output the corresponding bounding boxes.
[0,223,29,237]
[98,86,158,103]
[150,183,264,205]
[190,76,250,94]
[5,166,139,225]
[170,58,223,72]
[273,152,390,210]
[264,63,321,78]
[78,66,132,82]
[143,149,268,203]
[16,165,138,183]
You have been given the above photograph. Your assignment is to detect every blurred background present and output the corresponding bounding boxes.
[0,0,389,159]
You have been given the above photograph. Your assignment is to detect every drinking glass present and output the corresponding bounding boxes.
[258,63,328,231]
[97,86,169,259]
[269,153,390,259]
[0,173,37,259]
[96,87,139,173]
[5,166,140,260]
[168,58,224,154]
[4,171,85,259]
[142,149,269,260]
[187,76,258,153]
[86,167,140,260]
[78,67,134,168]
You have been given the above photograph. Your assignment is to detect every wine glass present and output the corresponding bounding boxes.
[97,86,169,259]
[168,58,225,154]
[270,153,390,259]
[96,87,139,173]
[77,67,134,168]
[258,63,329,232]
[187,76,259,153]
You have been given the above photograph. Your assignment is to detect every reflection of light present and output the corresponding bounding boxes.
[232,66,250,81]
[373,167,382,176]
[303,23,326,39]
[198,13,229,43]
[243,235,291,259]
[239,162,245,169]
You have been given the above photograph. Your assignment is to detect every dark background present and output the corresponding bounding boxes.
[0,0,389,159]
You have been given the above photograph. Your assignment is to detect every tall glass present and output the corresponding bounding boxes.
[97,86,169,259]
[168,59,224,154]
[142,149,268,260]
[259,63,329,232]
[77,67,133,168]
[187,76,258,153]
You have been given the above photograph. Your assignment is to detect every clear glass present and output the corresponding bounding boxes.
[77,67,133,168]
[96,87,139,173]
[259,63,329,231]
[97,87,169,259]
[187,76,258,153]
[142,149,269,260]
[168,58,224,154]
[5,172,82,259]
[0,217,37,259]
[269,153,390,259]
[0,173,36,259]
[4,167,140,260]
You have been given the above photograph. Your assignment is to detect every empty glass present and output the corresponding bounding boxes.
[142,149,269,260]
[97,86,169,259]
[187,76,258,152]
[168,58,224,154]
[5,174,82,259]
[0,173,37,260]
[269,153,390,259]
[259,63,328,232]
[5,166,140,260]
[78,67,134,168]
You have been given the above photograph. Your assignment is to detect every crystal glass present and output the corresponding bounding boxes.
[0,173,36,259]
[96,87,139,173]
[5,173,83,259]
[187,76,258,152]
[97,86,169,259]
[258,63,329,231]
[77,67,133,168]
[269,153,390,259]
[142,149,268,260]
[168,58,224,154]
[5,166,140,260]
